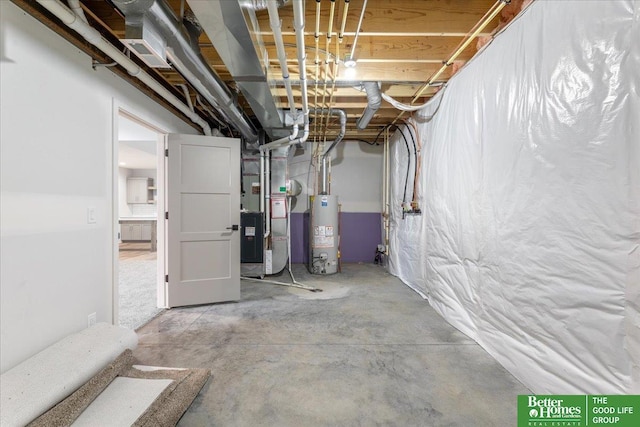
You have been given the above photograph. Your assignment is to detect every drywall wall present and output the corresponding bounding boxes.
[388,0,639,393]
[0,2,197,373]
[288,141,383,262]
[289,141,383,213]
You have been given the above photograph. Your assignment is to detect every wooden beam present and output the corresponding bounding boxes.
[255,0,499,36]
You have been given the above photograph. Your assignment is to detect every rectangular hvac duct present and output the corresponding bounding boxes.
[186,0,289,139]
[121,16,170,69]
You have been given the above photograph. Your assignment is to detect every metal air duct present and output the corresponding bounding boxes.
[356,81,382,130]
[187,0,289,140]
[239,0,290,10]
[112,0,259,142]
[36,0,211,135]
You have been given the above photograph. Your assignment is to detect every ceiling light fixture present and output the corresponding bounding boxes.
[346,0,368,69]
[344,54,356,68]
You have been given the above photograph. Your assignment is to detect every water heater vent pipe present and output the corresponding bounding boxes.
[356,81,381,130]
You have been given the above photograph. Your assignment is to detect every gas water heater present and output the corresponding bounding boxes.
[309,194,339,275]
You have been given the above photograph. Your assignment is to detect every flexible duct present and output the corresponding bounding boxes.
[356,81,382,130]
[112,0,258,142]
[36,0,211,135]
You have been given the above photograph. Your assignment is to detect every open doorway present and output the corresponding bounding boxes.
[116,111,165,329]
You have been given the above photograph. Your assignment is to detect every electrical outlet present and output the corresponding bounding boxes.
[87,207,96,224]
[87,312,97,327]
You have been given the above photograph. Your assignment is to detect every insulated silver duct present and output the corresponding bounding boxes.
[356,81,382,130]
[112,0,259,142]
[36,0,211,135]
[239,0,290,10]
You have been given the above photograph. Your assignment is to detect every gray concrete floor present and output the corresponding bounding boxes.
[134,264,529,426]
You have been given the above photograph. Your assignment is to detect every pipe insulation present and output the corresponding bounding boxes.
[356,81,381,130]
[111,0,258,142]
[36,0,212,135]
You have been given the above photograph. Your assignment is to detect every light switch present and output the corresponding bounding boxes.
[87,207,96,224]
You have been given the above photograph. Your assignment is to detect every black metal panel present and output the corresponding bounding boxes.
[241,212,264,263]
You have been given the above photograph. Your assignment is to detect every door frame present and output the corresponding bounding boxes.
[111,100,169,326]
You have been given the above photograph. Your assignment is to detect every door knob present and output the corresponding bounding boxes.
[226,225,239,231]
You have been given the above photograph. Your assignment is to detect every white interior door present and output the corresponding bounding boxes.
[166,134,240,307]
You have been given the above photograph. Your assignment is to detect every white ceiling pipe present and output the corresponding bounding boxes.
[356,81,381,129]
[239,0,289,10]
[66,0,87,23]
[177,84,194,112]
[36,0,212,135]
[259,0,300,150]
[112,0,258,142]
[292,0,310,146]
[348,0,368,64]
[266,0,296,114]
[259,124,299,152]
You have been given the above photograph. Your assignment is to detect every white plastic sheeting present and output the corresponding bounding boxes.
[388,0,639,394]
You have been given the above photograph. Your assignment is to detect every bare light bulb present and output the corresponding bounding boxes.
[344,54,356,68]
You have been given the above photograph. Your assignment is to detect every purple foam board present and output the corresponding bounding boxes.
[290,212,382,264]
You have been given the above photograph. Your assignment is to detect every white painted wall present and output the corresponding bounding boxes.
[288,141,383,213]
[0,2,198,373]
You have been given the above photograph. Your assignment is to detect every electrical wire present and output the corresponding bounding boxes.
[396,125,414,206]
[398,121,417,202]
[403,119,422,201]
[373,123,412,205]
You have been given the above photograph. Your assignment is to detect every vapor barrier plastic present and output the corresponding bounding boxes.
[388,0,639,394]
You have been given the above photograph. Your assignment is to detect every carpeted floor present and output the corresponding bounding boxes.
[118,259,164,330]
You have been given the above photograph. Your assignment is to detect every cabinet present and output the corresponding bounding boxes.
[119,220,157,250]
[127,177,153,204]
[141,223,152,241]
[121,223,142,241]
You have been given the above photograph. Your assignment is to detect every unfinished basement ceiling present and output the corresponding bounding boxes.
[15,0,518,144]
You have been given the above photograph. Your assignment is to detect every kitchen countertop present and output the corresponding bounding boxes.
[119,217,158,221]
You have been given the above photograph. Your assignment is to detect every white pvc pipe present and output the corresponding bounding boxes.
[67,0,87,22]
[37,0,212,135]
[267,0,296,114]
[260,150,265,214]
[385,129,390,255]
[178,84,194,112]
[348,0,368,62]
[265,149,271,238]
[382,126,387,220]
[293,0,310,146]
[259,124,299,152]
